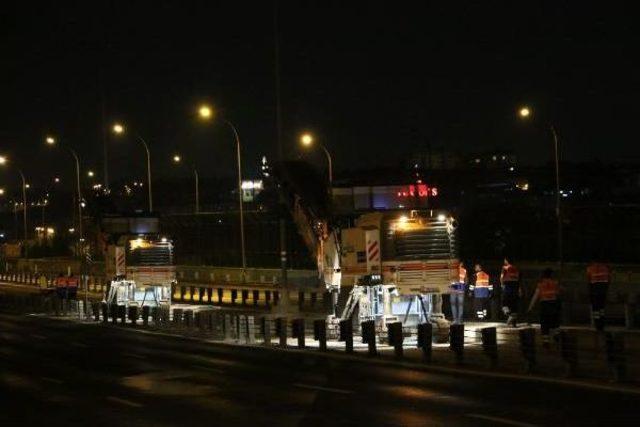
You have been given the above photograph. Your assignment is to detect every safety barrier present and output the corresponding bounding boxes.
[3,291,640,385]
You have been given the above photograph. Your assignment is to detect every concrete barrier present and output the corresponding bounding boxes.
[292,318,305,349]
[449,324,464,364]
[481,327,498,368]
[388,322,404,358]
[313,319,327,351]
[339,319,354,354]
[361,320,377,356]
[519,327,537,373]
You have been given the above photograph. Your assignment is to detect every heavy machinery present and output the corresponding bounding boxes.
[104,234,175,308]
[289,181,457,337]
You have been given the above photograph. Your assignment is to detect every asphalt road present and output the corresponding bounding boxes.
[1,313,638,427]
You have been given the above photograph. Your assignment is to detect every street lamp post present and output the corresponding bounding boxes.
[112,124,153,212]
[172,155,200,214]
[300,133,333,187]
[197,104,247,270]
[0,156,28,246]
[46,136,86,312]
[519,107,563,266]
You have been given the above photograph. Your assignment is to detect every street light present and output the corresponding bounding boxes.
[518,106,562,265]
[87,170,95,178]
[111,122,154,212]
[197,103,246,270]
[0,156,28,245]
[172,154,199,214]
[299,132,333,186]
[45,135,83,246]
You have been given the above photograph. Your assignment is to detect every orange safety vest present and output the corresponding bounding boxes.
[55,277,67,288]
[458,266,467,283]
[501,264,520,282]
[475,271,490,288]
[587,263,610,284]
[66,277,79,288]
[538,278,559,301]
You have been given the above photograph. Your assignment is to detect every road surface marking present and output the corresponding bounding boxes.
[106,396,144,408]
[193,365,225,374]
[122,352,147,359]
[293,383,353,395]
[41,377,63,384]
[466,413,537,427]
[70,341,88,348]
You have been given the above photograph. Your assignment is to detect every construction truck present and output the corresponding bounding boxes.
[104,235,175,308]
[290,185,457,339]
[337,210,457,338]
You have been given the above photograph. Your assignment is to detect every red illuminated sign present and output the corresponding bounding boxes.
[397,184,438,198]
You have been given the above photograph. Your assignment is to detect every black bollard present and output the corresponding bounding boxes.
[262,317,272,345]
[92,302,101,321]
[142,306,150,326]
[481,327,498,367]
[361,320,377,356]
[449,324,465,364]
[128,306,139,326]
[388,322,404,358]
[339,319,354,354]
[313,319,327,351]
[292,318,306,349]
[417,322,433,363]
[275,317,287,347]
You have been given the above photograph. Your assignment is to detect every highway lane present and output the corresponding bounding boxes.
[1,312,638,426]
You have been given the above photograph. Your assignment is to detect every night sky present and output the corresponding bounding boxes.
[1,1,637,188]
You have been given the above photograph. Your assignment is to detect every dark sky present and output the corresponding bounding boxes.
[1,1,638,188]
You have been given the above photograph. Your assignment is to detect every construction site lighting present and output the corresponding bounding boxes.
[437,214,446,222]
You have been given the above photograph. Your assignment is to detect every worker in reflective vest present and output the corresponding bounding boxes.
[448,262,468,324]
[587,261,610,331]
[469,264,492,320]
[500,257,521,327]
[528,268,561,345]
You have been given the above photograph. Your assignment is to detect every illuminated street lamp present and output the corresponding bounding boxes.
[111,122,154,212]
[518,106,562,264]
[87,170,95,178]
[45,135,83,247]
[299,132,333,186]
[0,155,28,244]
[197,103,246,270]
[172,154,199,214]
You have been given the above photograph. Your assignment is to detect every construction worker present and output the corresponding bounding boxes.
[587,260,610,331]
[528,268,561,346]
[469,264,492,320]
[448,262,468,324]
[500,257,521,327]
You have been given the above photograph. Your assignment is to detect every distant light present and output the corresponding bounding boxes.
[68,228,75,233]
[474,158,481,164]
[54,177,60,183]
[87,170,94,177]
[300,133,313,146]
[509,166,515,172]
[80,201,86,208]
[492,155,497,161]
[0,188,4,195]
[25,183,30,189]
[437,214,446,222]
[173,154,181,163]
[198,104,213,119]
[0,156,6,165]
[45,136,56,144]
[161,237,168,243]
[519,107,531,118]
[112,123,125,134]
[0,233,4,238]
[46,227,55,235]
[399,215,408,224]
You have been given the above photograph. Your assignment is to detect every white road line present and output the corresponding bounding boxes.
[41,377,63,384]
[106,396,144,408]
[192,365,224,374]
[466,413,538,427]
[122,352,147,360]
[293,383,353,395]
